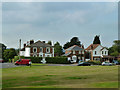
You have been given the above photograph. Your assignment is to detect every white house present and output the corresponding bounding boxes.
[20,40,54,57]
[85,44,108,60]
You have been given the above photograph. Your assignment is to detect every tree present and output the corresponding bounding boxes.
[54,42,63,56]
[3,48,17,62]
[109,40,120,56]
[93,35,101,44]
[47,41,52,45]
[63,37,81,49]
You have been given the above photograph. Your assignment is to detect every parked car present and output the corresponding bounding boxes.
[15,59,31,66]
[78,62,91,66]
[102,62,112,66]
[112,60,119,65]
[0,59,4,63]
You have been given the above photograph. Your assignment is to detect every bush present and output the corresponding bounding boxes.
[14,56,25,62]
[87,60,101,65]
[46,57,70,64]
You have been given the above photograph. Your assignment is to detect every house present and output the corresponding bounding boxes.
[20,40,54,57]
[85,44,109,60]
[0,43,6,59]
[63,45,85,63]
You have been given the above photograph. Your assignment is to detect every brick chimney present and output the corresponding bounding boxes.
[24,43,26,48]
[30,40,34,45]
[42,41,45,43]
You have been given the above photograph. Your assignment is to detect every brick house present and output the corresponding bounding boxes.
[20,40,54,57]
[63,45,85,63]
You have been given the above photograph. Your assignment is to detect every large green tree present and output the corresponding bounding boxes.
[3,48,17,62]
[47,41,52,45]
[93,35,101,44]
[109,40,120,56]
[63,37,81,49]
[54,42,63,56]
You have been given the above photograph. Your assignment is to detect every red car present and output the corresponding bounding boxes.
[0,59,4,63]
[15,59,31,66]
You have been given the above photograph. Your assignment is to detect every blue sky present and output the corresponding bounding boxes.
[2,2,118,49]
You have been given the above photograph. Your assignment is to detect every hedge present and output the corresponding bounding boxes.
[45,57,70,64]
[87,60,101,65]
[14,56,70,64]
[25,57,42,63]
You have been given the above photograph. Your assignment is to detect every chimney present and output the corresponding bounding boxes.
[42,41,45,43]
[27,41,29,46]
[24,43,26,48]
[30,40,34,45]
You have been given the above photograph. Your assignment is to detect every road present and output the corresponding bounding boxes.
[0,63,19,68]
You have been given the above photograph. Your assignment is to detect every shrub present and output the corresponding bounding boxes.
[46,57,70,64]
[87,60,101,65]
[14,56,25,62]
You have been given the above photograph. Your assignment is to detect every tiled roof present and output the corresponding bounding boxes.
[62,52,71,56]
[85,44,100,50]
[65,45,84,51]
[30,41,53,47]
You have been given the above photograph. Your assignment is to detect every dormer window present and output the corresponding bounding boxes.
[33,47,37,52]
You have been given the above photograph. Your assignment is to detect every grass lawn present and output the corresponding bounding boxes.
[2,65,118,88]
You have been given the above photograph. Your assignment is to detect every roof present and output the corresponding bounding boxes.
[65,45,84,51]
[30,41,53,47]
[62,52,71,56]
[101,47,108,51]
[85,44,100,50]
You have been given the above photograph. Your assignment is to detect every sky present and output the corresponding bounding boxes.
[2,2,118,49]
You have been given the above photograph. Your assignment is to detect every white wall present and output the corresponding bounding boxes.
[93,45,102,56]
[93,45,108,57]
[45,53,52,57]
[25,47,30,57]
[101,48,108,56]
[20,51,25,56]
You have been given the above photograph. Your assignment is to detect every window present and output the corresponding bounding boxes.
[82,51,84,54]
[79,51,81,54]
[73,51,75,54]
[46,47,50,53]
[33,54,37,57]
[33,47,37,52]
[102,51,104,54]
[40,47,43,52]
[95,51,97,55]
[105,51,107,55]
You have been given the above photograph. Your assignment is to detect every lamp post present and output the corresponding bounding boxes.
[19,39,21,60]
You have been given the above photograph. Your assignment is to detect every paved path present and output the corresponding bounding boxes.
[0,63,19,68]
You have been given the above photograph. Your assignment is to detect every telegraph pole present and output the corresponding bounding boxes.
[19,39,21,60]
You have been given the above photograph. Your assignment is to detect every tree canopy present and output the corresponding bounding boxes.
[63,37,81,49]
[93,35,101,44]
[3,48,17,61]
[109,40,120,56]
[47,41,52,45]
[54,42,63,56]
